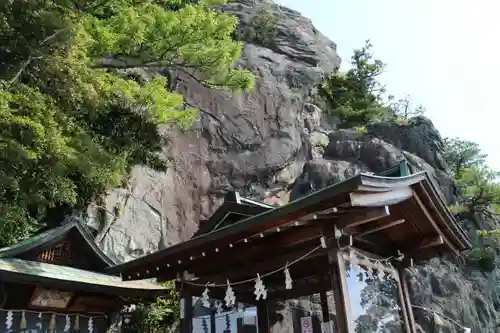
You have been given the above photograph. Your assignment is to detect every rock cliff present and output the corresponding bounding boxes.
[84,1,499,332]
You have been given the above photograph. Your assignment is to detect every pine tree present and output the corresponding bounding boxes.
[0,0,254,244]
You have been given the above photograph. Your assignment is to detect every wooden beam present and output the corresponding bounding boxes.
[157,225,325,282]
[180,293,193,333]
[318,206,391,230]
[395,268,412,333]
[411,191,459,255]
[210,310,216,333]
[320,290,331,323]
[338,235,396,258]
[257,301,269,333]
[350,186,413,207]
[397,235,444,256]
[328,249,354,333]
[414,235,443,250]
[261,279,331,301]
[353,219,405,237]
[398,267,417,333]
[189,242,328,286]
[177,273,331,304]
[176,282,257,305]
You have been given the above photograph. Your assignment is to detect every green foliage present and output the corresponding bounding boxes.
[128,281,180,333]
[443,137,500,271]
[354,126,368,135]
[252,7,277,45]
[317,40,426,128]
[0,0,254,242]
[466,246,496,272]
[443,138,500,215]
[0,204,37,247]
[443,138,487,178]
[236,5,277,46]
[456,167,500,215]
[317,40,392,128]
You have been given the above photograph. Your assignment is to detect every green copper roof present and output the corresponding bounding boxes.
[0,221,117,266]
[0,258,166,297]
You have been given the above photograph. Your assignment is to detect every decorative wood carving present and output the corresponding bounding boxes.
[29,288,73,309]
[37,242,73,264]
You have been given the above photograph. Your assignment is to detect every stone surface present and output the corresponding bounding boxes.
[83,1,499,332]
[88,0,342,261]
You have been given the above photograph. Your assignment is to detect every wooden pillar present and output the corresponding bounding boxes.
[256,300,269,333]
[320,290,335,333]
[395,268,412,333]
[328,249,354,333]
[398,267,417,333]
[180,293,193,333]
[237,317,244,333]
[210,309,216,333]
[320,290,330,322]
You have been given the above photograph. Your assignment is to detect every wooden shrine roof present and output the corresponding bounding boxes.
[0,258,167,298]
[0,220,116,267]
[110,172,472,284]
[192,191,275,237]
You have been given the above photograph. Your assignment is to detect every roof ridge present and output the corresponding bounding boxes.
[0,223,75,258]
[0,220,118,267]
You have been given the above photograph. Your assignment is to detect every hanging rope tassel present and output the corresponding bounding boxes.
[49,313,56,330]
[74,314,80,331]
[20,311,27,330]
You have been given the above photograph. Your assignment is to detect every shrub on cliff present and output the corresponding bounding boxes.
[236,4,277,46]
[0,0,254,245]
[317,40,391,128]
[317,40,425,128]
[443,138,500,272]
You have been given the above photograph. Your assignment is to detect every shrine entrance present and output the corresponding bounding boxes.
[111,171,471,333]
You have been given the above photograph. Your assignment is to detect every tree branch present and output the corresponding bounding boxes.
[7,28,67,87]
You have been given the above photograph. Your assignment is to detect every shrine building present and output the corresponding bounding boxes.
[110,162,471,333]
[0,220,167,333]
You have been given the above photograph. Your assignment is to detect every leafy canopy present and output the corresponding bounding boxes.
[0,0,254,245]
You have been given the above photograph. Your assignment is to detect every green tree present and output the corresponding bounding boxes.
[317,41,428,129]
[455,167,500,215]
[235,5,277,46]
[317,40,392,128]
[442,138,499,216]
[390,95,426,120]
[128,281,180,333]
[442,137,500,271]
[443,138,486,178]
[0,0,254,244]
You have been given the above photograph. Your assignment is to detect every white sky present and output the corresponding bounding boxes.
[274,0,500,171]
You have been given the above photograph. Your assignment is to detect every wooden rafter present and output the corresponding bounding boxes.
[318,206,391,230]
[411,191,459,255]
[353,219,405,237]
